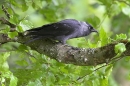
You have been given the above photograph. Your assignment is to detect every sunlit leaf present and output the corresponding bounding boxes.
[99,28,108,46]
[10,75,18,86]
[115,43,126,54]
[19,20,33,31]
[8,31,18,38]
[116,34,127,40]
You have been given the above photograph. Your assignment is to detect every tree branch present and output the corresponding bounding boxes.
[15,34,130,66]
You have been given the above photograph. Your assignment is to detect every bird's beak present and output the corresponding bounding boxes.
[91,29,99,35]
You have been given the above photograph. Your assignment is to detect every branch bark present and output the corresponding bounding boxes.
[17,35,130,66]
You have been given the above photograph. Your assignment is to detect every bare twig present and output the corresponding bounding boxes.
[96,3,113,29]
[0,17,16,28]
[1,5,16,31]
[25,51,36,58]
[76,64,108,81]
[96,14,107,29]
[0,33,11,44]
[76,52,125,81]
[2,5,10,19]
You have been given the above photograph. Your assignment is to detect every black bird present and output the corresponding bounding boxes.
[25,19,98,44]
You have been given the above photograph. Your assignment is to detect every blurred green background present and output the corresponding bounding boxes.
[0,0,130,86]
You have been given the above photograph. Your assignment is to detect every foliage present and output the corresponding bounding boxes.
[0,0,130,86]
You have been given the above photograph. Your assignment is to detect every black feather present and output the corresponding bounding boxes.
[25,19,98,44]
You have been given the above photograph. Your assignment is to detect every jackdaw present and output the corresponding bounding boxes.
[24,19,98,44]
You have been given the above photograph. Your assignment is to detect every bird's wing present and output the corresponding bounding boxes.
[27,19,80,36]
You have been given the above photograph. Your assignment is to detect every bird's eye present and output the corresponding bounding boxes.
[88,26,91,30]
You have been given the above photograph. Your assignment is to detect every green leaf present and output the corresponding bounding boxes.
[99,28,108,46]
[22,5,29,12]
[115,43,126,54]
[9,75,18,86]
[8,31,18,38]
[17,25,24,32]
[108,4,121,17]
[9,14,20,24]
[0,52,10,71]
[122,7,130,16]
[0,52,10,63]
[28,79,42,86]
[98,0,113,6]
[87,39,95,48]
[9,0,19,7]
[22,1,29,11]
[86,15,100,28]
[9,0,29,12]
[18,44,28,51]
[0,26,10,34]
[32,0,42,9]
[128,38,130,42]
[60,67,68,73]
[16,60,28,66]
[20,20,33,31]
[100,78,108,86]
[116,34,127,40]
[105,65,113,77]
[7,8,14,16]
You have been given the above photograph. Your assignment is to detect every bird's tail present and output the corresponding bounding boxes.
[23,24,55,43]
[23,27,42,36]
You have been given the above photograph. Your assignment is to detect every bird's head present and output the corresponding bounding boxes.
[88,25,98,34]
[83,22,98,35]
